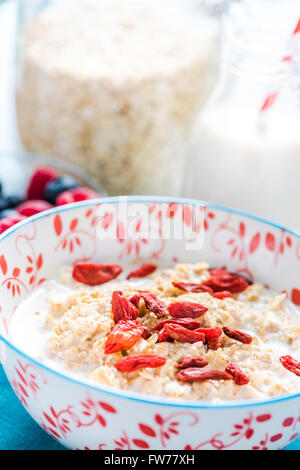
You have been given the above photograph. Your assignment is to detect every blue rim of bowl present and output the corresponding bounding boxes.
[0,195,300,409]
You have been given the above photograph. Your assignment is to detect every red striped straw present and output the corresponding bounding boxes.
[258,17,300,125]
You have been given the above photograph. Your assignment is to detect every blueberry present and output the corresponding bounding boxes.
[0,195,24,212]
[5,195,24,208]
[0,209,18,219]
[0,199,8,211]
[44,175,78,204]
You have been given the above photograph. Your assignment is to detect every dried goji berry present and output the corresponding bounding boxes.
[195,327,223,350]
[280,355,300,377]
[176,368,232,383]
[172,281,213,294]
[194,327,222,341]
[213,291,232,299]
[222,326,252,344]
[168,302,207,319]
[225,363,250,385]
[138,291,167,318]
[111,291,139,323]
[177,356,209,369]
[114,355,166,372]
[153,318,202,331]
[129,294,141,309]
[141,326,152,340]
[127,263,157,280]
[157,328,172,343]
[164,324,205,344]
[104,320,143,354]
[203,268,249,294]
[206,335,224,351]
[72,262,122,286]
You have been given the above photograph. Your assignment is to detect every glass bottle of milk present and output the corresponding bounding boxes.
[185,14,300,231]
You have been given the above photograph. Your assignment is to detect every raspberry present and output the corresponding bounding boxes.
[56,187,100,205]
[0,215,26,234]
[26,167,58,200]
[17,200,53,217]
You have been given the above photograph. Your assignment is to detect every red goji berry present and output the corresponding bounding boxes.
[127,263,157,280]
[72,262,122,286]
[225,362,250,385]
[104,320,143,354]
[280,355,300,377]
[157,328,172,343]
[222,326,252,344]
[164,324,205,344]
[168,302,207,319]
[194,327,222,341]
[129,294,141,309]
[213,291,232,299]
[195,327,223,350]
[172,281,213,294]
[203,268,249,294]
[176,368,232,383]
[114,355,166,372]
[206,336,224,350]
[153,318,202,331]
[111,291,139,323]
[141,326,152,340]
[138,291,167,318]
[177,356,209,369]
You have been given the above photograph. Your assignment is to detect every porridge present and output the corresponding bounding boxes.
[17,1,219,195]
[10,261,300,402]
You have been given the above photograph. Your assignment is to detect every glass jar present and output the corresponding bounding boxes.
[0,150,106,196]
[185,4,300,230]
[16,0,222,196]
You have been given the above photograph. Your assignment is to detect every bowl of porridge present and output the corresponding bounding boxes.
[0,197,299,450]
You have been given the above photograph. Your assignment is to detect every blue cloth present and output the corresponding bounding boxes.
[0,365,299,450]
[0,365,64,450]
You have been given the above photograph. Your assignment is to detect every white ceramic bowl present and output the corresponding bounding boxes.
[0,197,299,450]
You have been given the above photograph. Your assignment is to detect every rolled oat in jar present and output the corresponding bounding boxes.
[17,0,221,195]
